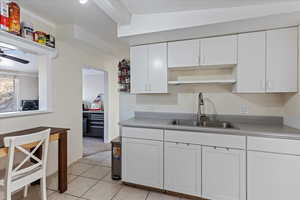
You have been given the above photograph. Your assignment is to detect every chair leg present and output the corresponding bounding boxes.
[24,185,29,197]
[5,191,11,200]
[40,177,47,200]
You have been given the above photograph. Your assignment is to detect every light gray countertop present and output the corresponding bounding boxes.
[119,118,300,140]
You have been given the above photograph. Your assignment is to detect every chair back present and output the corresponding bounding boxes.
[3,129,50,185]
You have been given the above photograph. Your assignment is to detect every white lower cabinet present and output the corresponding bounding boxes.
[164,142,202,197]
[122,137,164,189]
[248,151,300,200]
[122,127,300,200]
[202,146,246,200]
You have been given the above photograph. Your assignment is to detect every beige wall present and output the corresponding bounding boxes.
[0,14,121,175]
[127,84,285,117]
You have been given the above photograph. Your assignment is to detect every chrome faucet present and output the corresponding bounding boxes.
[197,93,208,123]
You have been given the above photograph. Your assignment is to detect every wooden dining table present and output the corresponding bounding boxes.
[0,127,69,193]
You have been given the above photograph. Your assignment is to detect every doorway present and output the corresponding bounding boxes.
[82,67,110,157]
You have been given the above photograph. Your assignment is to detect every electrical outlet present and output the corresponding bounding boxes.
[240,105,249,115]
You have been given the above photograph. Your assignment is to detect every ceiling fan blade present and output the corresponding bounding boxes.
[0,54,30,64]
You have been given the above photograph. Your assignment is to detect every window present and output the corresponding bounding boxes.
[0,75,16,113]
[0,49,39,114]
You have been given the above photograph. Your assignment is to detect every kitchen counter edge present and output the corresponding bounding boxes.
[119,118,300,140]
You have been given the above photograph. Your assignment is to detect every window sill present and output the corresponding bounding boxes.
[0,110,51,119]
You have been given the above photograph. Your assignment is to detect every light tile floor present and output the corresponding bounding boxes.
[0,151,189,200]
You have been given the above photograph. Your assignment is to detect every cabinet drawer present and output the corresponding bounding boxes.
[165,130,245,149]
[248,137,300,155]
[122,127,164,141]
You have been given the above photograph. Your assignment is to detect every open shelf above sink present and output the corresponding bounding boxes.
[168,79,237,85]
[168,64,236,71]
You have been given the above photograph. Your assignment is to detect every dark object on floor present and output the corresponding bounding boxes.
[111,137,121,180]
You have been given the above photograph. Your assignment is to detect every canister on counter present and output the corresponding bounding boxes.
[0,0,9,31]
[21,22,34,40]
[46,34,55,48]
[8,1,20,35]
[34,31,47,45]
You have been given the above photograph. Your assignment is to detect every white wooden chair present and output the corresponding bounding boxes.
[0,129,50,200]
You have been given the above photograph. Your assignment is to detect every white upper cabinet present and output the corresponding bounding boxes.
[236,32,266,93]
[202,146,246,200]
[164,142,202,197]
[148,43,168,93]
[235,27,298,93]
[131,27,298,94]
[130,43,168,94]
[130,45,149,94]
[168,40,200,68]
[200,35,237,66]
[266,27,298,93]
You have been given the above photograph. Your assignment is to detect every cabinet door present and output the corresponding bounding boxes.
[266,27,298,93]
[202,147,246,200]
[122,137,163,189]
[248,151,300,200]
[148,43,168,93]
[236,32,266,93]
[201,35,237,65]
[130,45,149,93]
[168,40,200,68]
[164,142,201,197]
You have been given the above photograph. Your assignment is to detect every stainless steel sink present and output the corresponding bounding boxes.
[171,119,237,129]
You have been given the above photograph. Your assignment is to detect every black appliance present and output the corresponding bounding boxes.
[83,117,88,135]
[21,100,39,111]
[83,112,104,138]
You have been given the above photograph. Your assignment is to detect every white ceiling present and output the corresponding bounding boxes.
[120,0,300,14]
[16,0,128,56]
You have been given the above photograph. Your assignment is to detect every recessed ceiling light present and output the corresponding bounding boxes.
[79,0,88,4]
